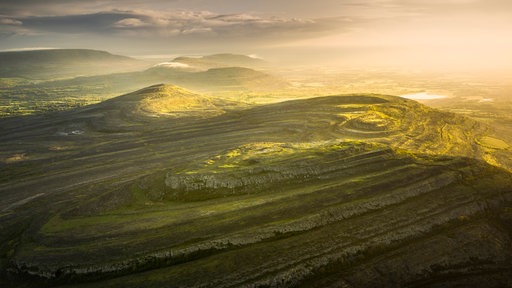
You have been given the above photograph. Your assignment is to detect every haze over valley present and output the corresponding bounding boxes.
[1,1,512,287]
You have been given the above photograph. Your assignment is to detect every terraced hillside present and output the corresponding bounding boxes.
[1,86,512,287]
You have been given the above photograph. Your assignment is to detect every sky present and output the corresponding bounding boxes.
[1,0,511,72]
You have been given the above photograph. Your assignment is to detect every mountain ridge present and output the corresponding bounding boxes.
[0,49,148,79]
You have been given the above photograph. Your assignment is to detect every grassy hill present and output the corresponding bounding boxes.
[0,49,148,79]
[1,89,512,287]
[99,84,244,118]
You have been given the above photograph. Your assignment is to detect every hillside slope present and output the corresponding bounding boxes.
[1,90,512,287]
[100,84,229,118]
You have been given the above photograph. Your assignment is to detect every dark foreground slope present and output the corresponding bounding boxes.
[1,86,512,287]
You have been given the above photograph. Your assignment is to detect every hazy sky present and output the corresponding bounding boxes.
[1,0,511,71]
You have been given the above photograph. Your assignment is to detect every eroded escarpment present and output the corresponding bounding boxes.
[164,142,390,200]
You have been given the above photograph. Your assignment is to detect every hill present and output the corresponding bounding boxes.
[0,49,148,79]
[35,66,289,95]
[100,84,239,118]
[1,90,512,287]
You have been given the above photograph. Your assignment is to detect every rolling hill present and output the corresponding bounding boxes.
[99,84,243,119]
[1,87,512,287]
[0,49,148,79]
[32,65,289,96]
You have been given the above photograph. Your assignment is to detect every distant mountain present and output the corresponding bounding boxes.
[37,65,289,94]
[170,53,267,70]
[0,49,148,79]
[145,66,288,91]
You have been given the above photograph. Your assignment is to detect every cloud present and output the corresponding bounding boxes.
[3,0,509,58]
[181,27,213,35]
[1,9,349,43]
[114,18,149,28]
[0,18,23,25]
[153,62,190,68]
[0,0,177,16]
[0,47,57,51]
[19,13,131,33]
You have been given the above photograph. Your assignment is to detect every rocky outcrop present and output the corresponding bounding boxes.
[164,143,391,200]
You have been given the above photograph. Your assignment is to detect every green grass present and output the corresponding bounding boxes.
[477,136,509,150]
